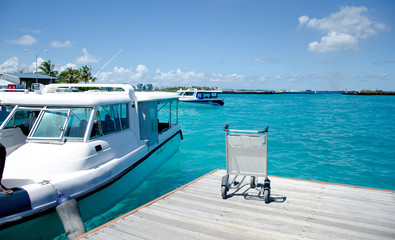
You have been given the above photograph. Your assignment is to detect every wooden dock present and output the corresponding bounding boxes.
[77,169,395,240]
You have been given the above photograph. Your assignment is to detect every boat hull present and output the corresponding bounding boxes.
[0,131,182,240]
[180,99,224,106]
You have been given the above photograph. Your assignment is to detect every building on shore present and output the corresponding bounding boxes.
[0,73,57,89]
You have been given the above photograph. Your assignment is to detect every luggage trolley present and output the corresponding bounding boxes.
[221,124,271,203]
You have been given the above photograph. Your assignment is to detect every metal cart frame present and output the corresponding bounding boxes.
[221,124,271,203]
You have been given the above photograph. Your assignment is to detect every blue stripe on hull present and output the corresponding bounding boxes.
[181,99,224,106]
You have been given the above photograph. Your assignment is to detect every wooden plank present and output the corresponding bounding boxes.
[77,169,395,240]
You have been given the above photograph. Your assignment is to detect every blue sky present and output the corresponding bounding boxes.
[0,0,394,91]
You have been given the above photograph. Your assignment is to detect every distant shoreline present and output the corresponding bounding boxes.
[342,92,395,95]
[223,91,320,95]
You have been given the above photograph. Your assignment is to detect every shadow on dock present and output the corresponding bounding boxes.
[224,182,287,203]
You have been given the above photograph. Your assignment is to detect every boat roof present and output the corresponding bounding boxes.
[135,91,179,103]
[0,83,178,107]
[178,88,222,93]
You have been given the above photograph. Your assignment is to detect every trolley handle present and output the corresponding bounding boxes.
[223,124,268,133]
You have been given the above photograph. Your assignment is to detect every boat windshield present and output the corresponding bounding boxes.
[29,107,92,141]
[178,91,194,96]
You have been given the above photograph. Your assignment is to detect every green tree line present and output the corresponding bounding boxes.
[36,60,96,83]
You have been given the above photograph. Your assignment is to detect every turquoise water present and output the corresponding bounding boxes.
[60,94,395,238]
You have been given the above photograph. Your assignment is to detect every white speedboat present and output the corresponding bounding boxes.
[0,83,182,239]
[177,89,224,106]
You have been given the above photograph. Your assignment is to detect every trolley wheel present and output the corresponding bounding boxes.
[263,189,270,203]
[221,186,228,199]
[250,176,256,188]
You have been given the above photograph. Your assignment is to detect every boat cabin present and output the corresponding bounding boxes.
[177,88,224,106]
[178,89,221,99]
[0,84,179,156]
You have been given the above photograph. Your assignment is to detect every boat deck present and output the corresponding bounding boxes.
[77,169,395,240]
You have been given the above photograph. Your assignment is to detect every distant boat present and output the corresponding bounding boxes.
[0,83,182,239]
[177,89,224,106]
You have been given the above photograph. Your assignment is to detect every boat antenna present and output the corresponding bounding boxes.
[91,48,124,81]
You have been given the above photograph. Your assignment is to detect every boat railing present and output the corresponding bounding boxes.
[223,124,268,134]
[42,83,135,97]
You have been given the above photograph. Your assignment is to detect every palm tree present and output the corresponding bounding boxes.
[80,65,96,83]
[39,60,58,77]
[58,67,81,83]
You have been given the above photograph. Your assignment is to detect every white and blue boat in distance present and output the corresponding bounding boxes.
[0,83,182,239]
[177,88,224,106]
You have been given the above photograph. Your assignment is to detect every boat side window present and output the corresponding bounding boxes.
[90,103,129,138]
[185,92,194,96]
[171,101,178,127]
[30,110,68,139]
[157,100,178,133]
[90,113,102,138]
[212,92,218,98]
[203,93,211,99]
[63,108,92,140]
[0,105,14,126]
[197,93,203,99]
[120,103,129,129]
[139,99,177,146]
[2,108,39,135]
[158,102,170,133]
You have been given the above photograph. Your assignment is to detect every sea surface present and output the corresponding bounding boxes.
[57,93,395,238]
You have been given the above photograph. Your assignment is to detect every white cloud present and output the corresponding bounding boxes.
[51,40,73,48]
[258,76,266,82]
[375,23,390,31]
[96,65,150,84]
[299,5,389,52]
[308,31,358,53]
[206,73,244,84]
[154,69,205,85]
[75,48,99,64]
[5,35,37,45]
[212,73,243,83]
[136,65,148,77]
[298,16,309,26]
[26,57,46,72]
[0,56,19,73]
[94,65,246,87]
[152,68,244,86]
[0,56,48,73]
[58,63,78,73]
